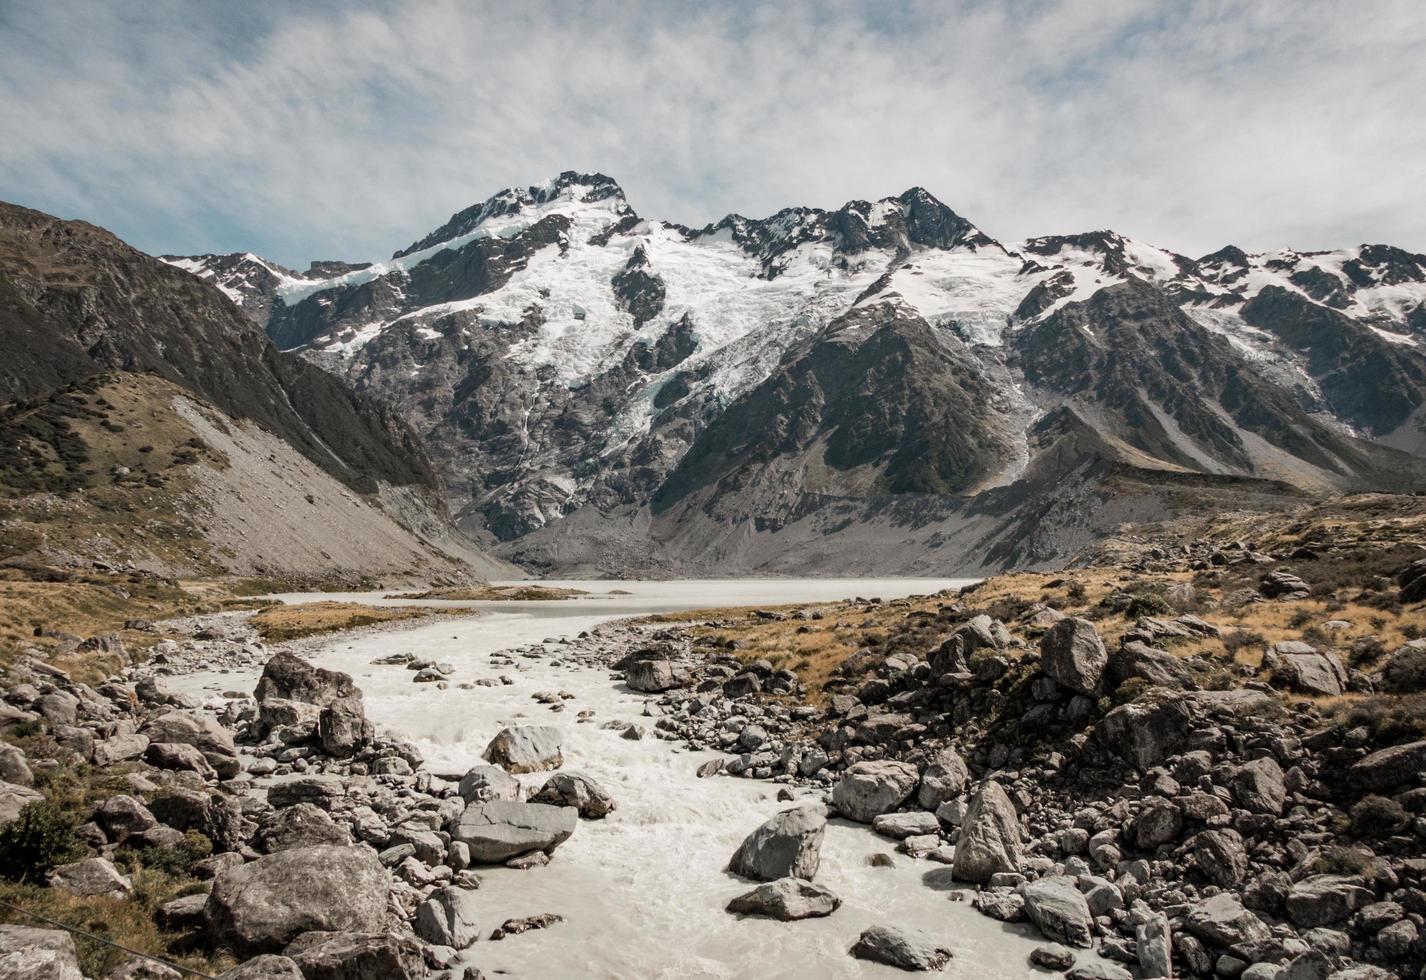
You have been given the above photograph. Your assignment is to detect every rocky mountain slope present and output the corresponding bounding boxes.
[0,201,501,583]
[167,174,1426,576]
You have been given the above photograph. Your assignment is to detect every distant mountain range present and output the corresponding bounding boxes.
[25,172,1426,577]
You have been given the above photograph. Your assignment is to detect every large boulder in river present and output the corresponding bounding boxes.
[1039,618,1108,695]
[531,771,616,818]
[482,725,563,773]
[453,800,577,863]
[1022,876,1094,948]
[283,930,424,980]
[254,652,358,707]
[205,845,389,956]
[0,924,83,980]
[849,925,953,971]
[457,765,523,805]
[729,804,826,882]
[140,710,241,778]
[952,781,1022,883]
[727,877,840,920]
[414,885,481,948]
[832,760,919,822]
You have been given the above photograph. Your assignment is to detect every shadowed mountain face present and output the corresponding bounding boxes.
[0,201,436,495]
[153,173,1426,576]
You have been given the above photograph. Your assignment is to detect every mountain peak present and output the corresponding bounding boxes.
[394,171,633,259]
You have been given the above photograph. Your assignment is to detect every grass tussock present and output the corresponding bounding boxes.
[247,600,459,642]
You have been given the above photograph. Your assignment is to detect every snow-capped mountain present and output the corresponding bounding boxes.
[167,172,1426,575]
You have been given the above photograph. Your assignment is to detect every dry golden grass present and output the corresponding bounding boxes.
[0,875,234,978]
[386,584,588,601]
[247,600,461,643]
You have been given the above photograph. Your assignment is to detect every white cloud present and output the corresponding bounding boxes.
[1,0,1423,265]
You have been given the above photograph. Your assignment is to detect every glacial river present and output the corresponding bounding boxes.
[170,579,1098,979]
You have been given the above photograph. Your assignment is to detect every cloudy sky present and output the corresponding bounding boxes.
[2,0,1423,267]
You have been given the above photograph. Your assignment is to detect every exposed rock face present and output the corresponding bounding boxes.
[214,955,304,980]
[1093,696,1192,771]
[1265,642,1347,696]
[1347,739,1426,791]
[1182,893,1271,948]
[204,845,389,956]
[953,781,1023,883]
[831,760,919,822]
[1285,875,1375,928]
[1039,618,1109,695]
[46,857,132,899]
[481,725,563,773]
[726,877,841,920]
[452,800,577,863]
[728,804,826,882]
[849,925,953,971]
[256,803,352,852]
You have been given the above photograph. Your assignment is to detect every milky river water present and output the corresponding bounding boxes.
[169,580,1095,979]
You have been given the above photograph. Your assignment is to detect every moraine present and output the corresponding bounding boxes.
[167,579,1109,978]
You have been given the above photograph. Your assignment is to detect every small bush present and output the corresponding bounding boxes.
[1124,593,1174,619]
[1348,636,1387,669]
[1349,795,1409,838]
[1065,582,1088,605]
[1340,694,1426,744]
[128,830,212,876]
[1382,644,1426,693]
[0,801,86,883]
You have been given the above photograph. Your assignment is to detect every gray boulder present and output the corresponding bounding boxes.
[1266,642,1347,697]
[916,746,969,810]
[1136,912,1172,978]
[256,803,352,852]
[47,857,132,899]
[530,771,616,818]
[90,733,149,767]
[282,931,424,980]
[952,781,1022,883]
[1285,875,1374,928]
[144,742,218,779]
[453,800,577,863]
[414,885,480,949]
[140,711,240,779]
[0,924,83,980]
[0,780,43,830]
[729,804,826,882]
[91,795,157,843]
[1022,876,1093,948]
[205,845,389,956]
[214,956,304,980]
[624,658,687,693]
[254,652,358,706]
[1232,757,1286,815]
[849,925,952,971]
[457,765,522,805]
[727,877,840,920]
[1109,641,1194,689]
[1093,696,1192,771]
[0,745,32,787]
[1182,893,1270,948]
[1347,739,1426,792]
[831,760,919,822]
[1188,829,1248,888]
[481,725,563,773]
[318,698,370,759]
[872,811,940,840]
[1040,618,1108,695]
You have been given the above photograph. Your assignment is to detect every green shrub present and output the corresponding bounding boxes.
[1124,593,1173,619]
[128,830,212,876]
[1065,582,1088,605]
[0,801,86,882]
[1349,795,1409,838]
[1222,630,1265,658]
